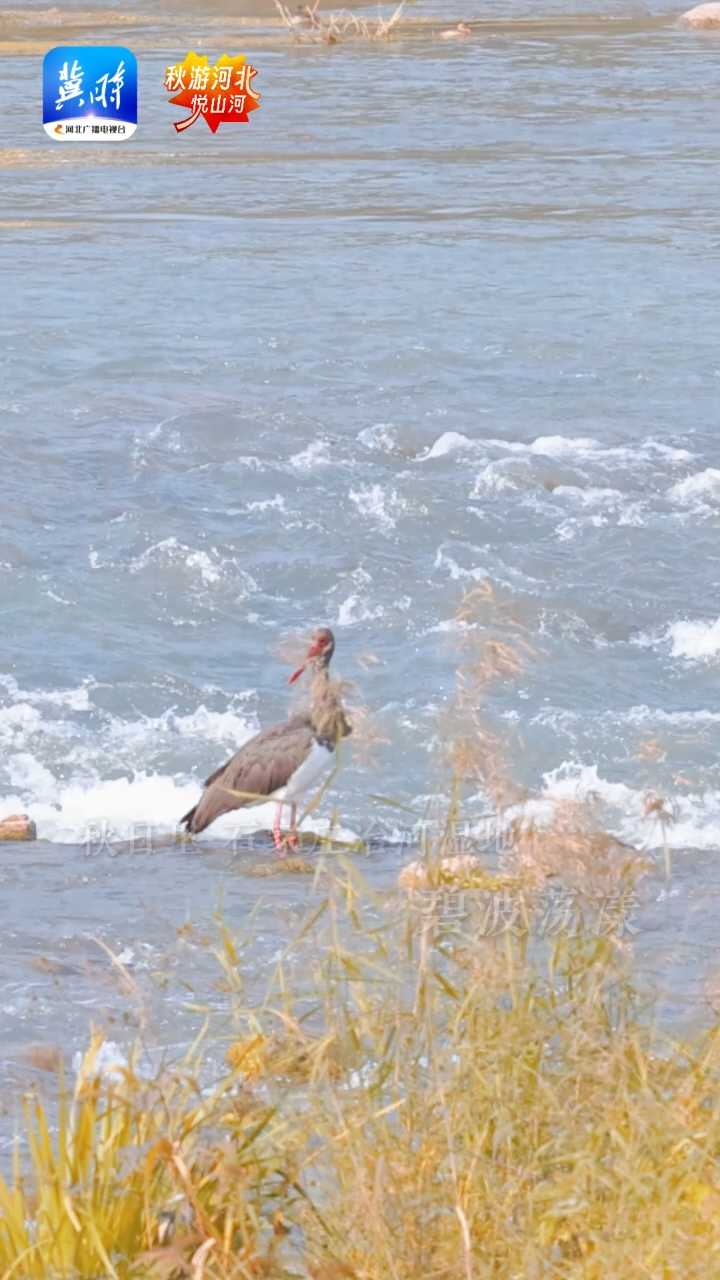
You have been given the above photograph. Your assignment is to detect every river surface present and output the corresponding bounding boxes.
[1,0,719,1124]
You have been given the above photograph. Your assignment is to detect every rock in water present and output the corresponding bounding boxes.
[398,854,482,889]
[680,3,720,26]
[440,22,473,39]
[0,813,37,842]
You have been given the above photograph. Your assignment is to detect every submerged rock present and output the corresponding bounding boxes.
[399,854,482,889]
[680,3,720,26]
[0,813,36,842]
[23,1044,63,1073]
[246,856,315,876]
[440,22,473,39]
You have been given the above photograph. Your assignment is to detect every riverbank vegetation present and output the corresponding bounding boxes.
[3,875,720,1278]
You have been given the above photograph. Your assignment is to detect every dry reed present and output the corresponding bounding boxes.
[2,867,720,1278]
[274,0,408,44]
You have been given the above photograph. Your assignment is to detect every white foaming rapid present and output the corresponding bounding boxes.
[636,617,720,663]
[551,487,647,539]
[668,468,720,511]
[3,774,353,847]
[357,423,399,453]
[245,495,287,514]
[0,679,352,845]
[470,460,523,495]
[407,758,720,854]
[0,673,93,711]
[89,538,259,603]
[524,436,692,464]
[527,435,599,458]
[348,483,410,532]
[418,431,694,469]
[130,538,258,596]
[552,485,625,507]
[417,431,476,460]
[433,546,488,582]
[513,761,720,853]
[335,593,387,627]
[289,439,332,470]
[666,617,720,661]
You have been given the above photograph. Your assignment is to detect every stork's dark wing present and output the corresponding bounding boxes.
[181,714,314,835]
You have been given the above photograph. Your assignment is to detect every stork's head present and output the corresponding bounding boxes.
[288,626,336,684]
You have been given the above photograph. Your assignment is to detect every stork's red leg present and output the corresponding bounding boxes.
[286,803,299,850]
[273,801,285,854]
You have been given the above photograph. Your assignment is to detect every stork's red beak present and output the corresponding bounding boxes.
[288,636,325,684]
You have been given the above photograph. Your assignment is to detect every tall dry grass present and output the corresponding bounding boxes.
[3,873,720,1278]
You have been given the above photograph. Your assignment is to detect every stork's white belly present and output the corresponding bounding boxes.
[272,738,335,803]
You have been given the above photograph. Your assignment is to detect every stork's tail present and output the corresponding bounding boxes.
[180,804,198,833]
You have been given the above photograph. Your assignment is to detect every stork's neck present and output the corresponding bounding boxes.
[308,668,352,743]
[309,662,330,695]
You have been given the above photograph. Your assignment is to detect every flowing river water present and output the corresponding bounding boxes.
[1,0,719,1132]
